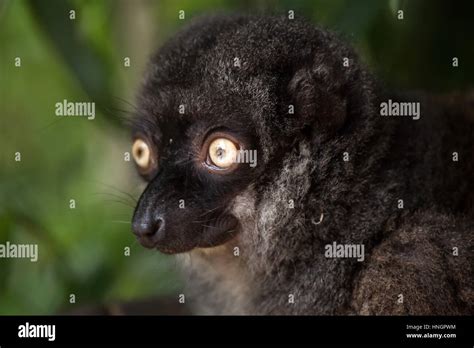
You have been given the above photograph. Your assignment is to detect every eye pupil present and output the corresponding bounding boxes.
[216,148,225,158]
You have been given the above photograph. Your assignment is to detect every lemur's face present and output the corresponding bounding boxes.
[130,83,263,254]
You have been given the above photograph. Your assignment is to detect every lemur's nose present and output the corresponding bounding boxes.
[132,213,164,249]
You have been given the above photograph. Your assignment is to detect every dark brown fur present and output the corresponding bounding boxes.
[132,15,474,315]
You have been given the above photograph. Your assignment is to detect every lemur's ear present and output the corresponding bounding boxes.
[287,64,348,133]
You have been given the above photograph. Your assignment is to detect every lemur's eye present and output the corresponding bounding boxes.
[132,138,155,173]
[199,131,243,173]
[208,138,238,169]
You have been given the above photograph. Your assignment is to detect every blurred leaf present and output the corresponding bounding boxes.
[26,0,122,126]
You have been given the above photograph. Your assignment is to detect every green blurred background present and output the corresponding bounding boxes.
[0,0,472,314]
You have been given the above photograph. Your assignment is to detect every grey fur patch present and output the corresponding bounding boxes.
[256,141,313,253]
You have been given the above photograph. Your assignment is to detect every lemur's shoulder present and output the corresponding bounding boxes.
[352,211,474,315]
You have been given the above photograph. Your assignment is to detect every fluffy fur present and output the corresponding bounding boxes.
[134,15,474,315]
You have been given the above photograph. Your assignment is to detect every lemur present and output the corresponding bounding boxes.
[129,15,474,315]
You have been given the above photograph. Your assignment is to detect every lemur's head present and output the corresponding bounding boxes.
[131,15,377,254]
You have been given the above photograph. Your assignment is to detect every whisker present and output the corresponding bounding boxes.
[198,204,224,218]
[101,198,135,209]
[93,192,136,206]
[112,96,139,111]
[93,181,139,203]
[173,157,196,166]
[110,220,131,224]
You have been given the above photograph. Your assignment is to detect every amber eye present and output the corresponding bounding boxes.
[132,138,154,172]
[207,137,238,169]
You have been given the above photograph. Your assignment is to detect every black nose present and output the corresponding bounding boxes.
[132,214,164,248]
